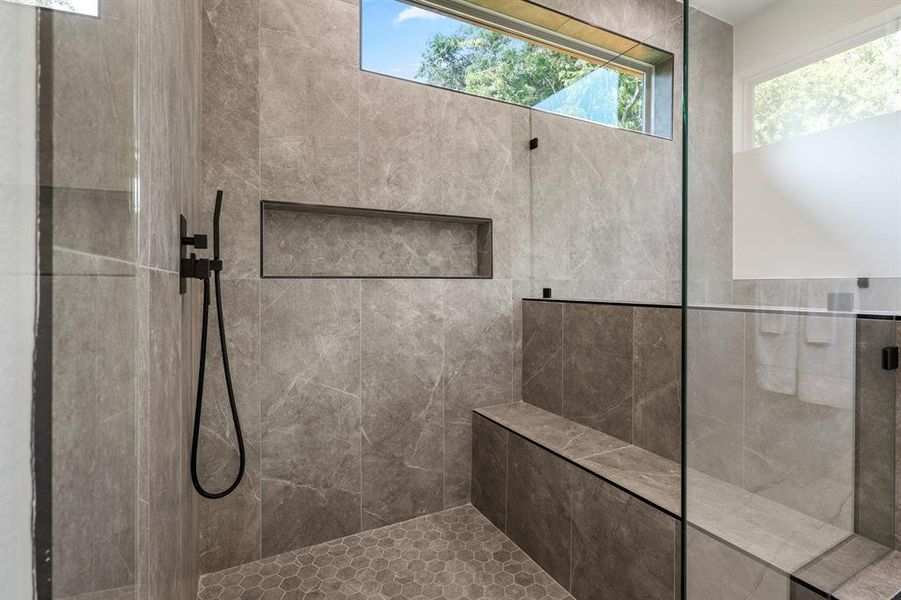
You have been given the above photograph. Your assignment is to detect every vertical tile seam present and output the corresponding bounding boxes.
[358,278,363,533]
[504,429,509,533]
[256,0,263,562]
[673,517,678,600]
[559,302,564,416]
[256,277,262,560]
[741,311,747,491]
[568,465,574,592]
[441,280,447,509]
[631,306,636,445]
[176,271,184,599]
[355,0,364,528]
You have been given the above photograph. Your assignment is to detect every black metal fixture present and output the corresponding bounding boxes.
[882,346,899,371]
[542,287,552,298]
[529,137,539,150]
[180,216,208,294]
[182,191,246,499]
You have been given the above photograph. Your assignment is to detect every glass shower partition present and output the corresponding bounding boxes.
[2,1,143,597]
[685,1,899,597]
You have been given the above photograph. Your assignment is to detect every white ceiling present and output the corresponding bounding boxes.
[692,0,778,25]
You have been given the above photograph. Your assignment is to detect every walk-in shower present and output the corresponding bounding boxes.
[2,0,899,599]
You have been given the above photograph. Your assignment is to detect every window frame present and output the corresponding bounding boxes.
[2,0,100,18]
[360,0,672,138]
[741,16,901,150]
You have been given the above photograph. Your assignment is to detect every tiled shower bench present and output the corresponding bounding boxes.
[470,401,681,600]
[470,401,901,600]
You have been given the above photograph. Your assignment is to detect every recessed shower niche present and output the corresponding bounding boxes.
[260,201,493,278]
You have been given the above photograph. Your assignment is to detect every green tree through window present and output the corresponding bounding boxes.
[416,25,645,131]
[754,29,901,147]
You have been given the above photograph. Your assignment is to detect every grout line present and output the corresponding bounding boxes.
[359,278,363,532]
[741,312,746,493]
[504,429,510,533]
[569,467,574,592]
[257,278,262,561]
[256,0,263,563]
[631,306,636,445]
[441,281,447,509]
[559,303,565,415]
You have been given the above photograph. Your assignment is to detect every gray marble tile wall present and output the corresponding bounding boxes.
[684,525,790,600]
[854,318,896,548]
[47,0,202,598]
[471,413,680,599]
[530,0,689,305]
[44,24,140,594]
[136,0,202,597]
[198,0,524,574]
[196,0,741,577]
[51,270,137,598]
[741,312,856,529]
[687,308,896,540]
[522,300,682,462]
[896,321,901,552]
[685,9,734,306]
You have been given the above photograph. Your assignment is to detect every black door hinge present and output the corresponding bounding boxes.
[882,346,898,371]
[529,137,539,150]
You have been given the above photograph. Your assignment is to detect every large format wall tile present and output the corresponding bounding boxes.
[261,0,359,67]
[261,279,362,555]
[359,73,528,279]
[528,0,692,305]
[571,466,678,600]
[855,317,896,547]
[686,9,733,305]
[633,306,682,462]
[471,414,509,531]
[522,300,563,413]
[201,0,261,279]
[562,303,633,440]
[43,4,136,193]
[531,109,680,304]
[52,273,137,598]
[742,312,855,528]
[897,321,901,551]
[361,280,445,529]
[506,435,573,588]
[139,0,191,272]
[51,188,135,264]
[685,525,789,600]
[260,26,360,205]
[522,300,682,461]
[443,280,514,507]
[359,73,440,212]
[685,309,743,485]
[140,269,183,600]
[196,280,262,573]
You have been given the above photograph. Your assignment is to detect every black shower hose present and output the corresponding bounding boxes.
[190,193,246,499]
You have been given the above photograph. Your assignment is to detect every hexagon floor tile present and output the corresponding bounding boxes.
[197,504,574,600]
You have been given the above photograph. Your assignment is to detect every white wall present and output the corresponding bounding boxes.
[0,2,38,598]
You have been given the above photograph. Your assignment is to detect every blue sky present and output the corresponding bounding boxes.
[361,0,464,80]
[360,0,625,128]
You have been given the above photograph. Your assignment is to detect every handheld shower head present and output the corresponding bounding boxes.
[190,190,246,499]
[213,189,223,260]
